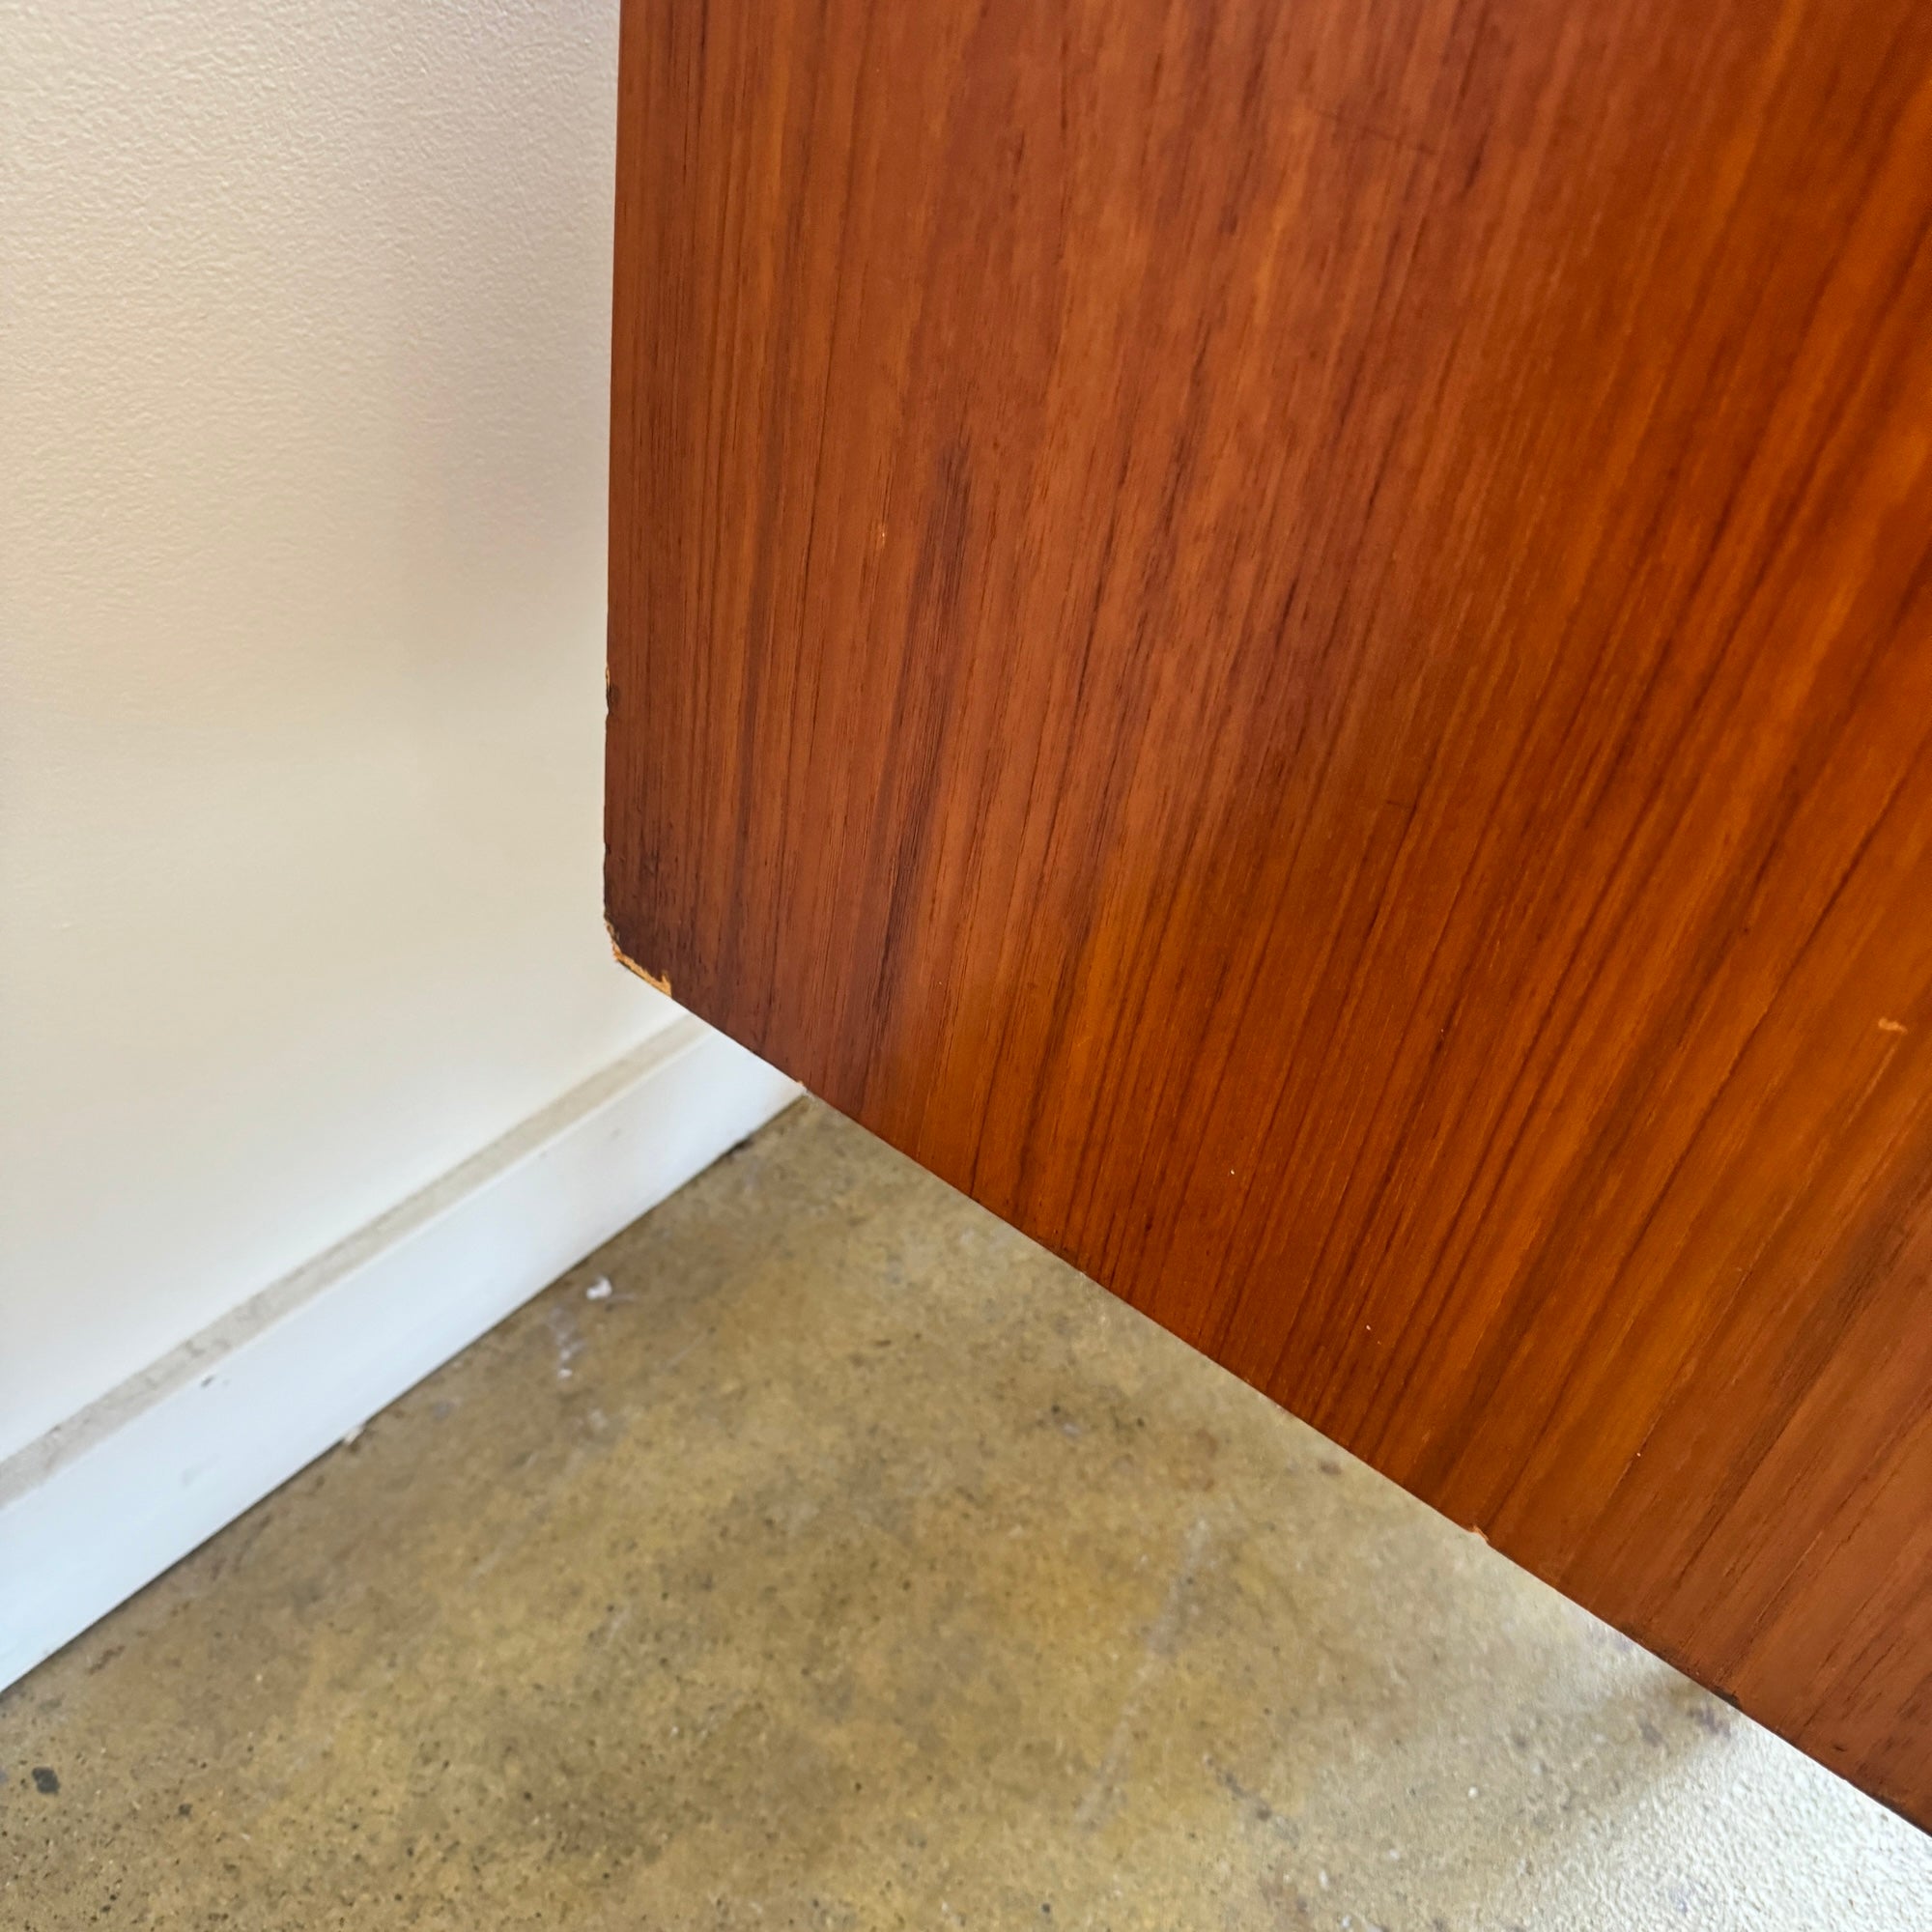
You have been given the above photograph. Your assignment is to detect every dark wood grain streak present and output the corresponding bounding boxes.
[608,0,1932,1820]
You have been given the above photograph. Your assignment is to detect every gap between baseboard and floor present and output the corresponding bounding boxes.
[0,1014,800,1692]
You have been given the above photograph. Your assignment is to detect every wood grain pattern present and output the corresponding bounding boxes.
[607,0,1932,1821]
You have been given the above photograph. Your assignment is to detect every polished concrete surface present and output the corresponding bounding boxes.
[4,1100,1927,1929]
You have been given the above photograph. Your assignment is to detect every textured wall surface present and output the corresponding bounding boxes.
[0,1,663,1460]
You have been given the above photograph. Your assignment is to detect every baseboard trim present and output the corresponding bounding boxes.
[0,1015,799,1692]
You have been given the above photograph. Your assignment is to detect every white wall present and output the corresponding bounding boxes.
[0,0,670,1463]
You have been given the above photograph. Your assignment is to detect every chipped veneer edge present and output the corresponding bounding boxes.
[606,912,672,998]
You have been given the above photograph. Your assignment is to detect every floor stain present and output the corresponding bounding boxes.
[1,1100,1926,1929]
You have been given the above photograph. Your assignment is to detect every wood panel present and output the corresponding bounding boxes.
[607,0,1932,1822]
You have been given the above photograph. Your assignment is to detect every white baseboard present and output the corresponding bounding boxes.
[0,1015,799,1692]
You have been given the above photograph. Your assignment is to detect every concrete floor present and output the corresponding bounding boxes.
[4,1102,1927,1930]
